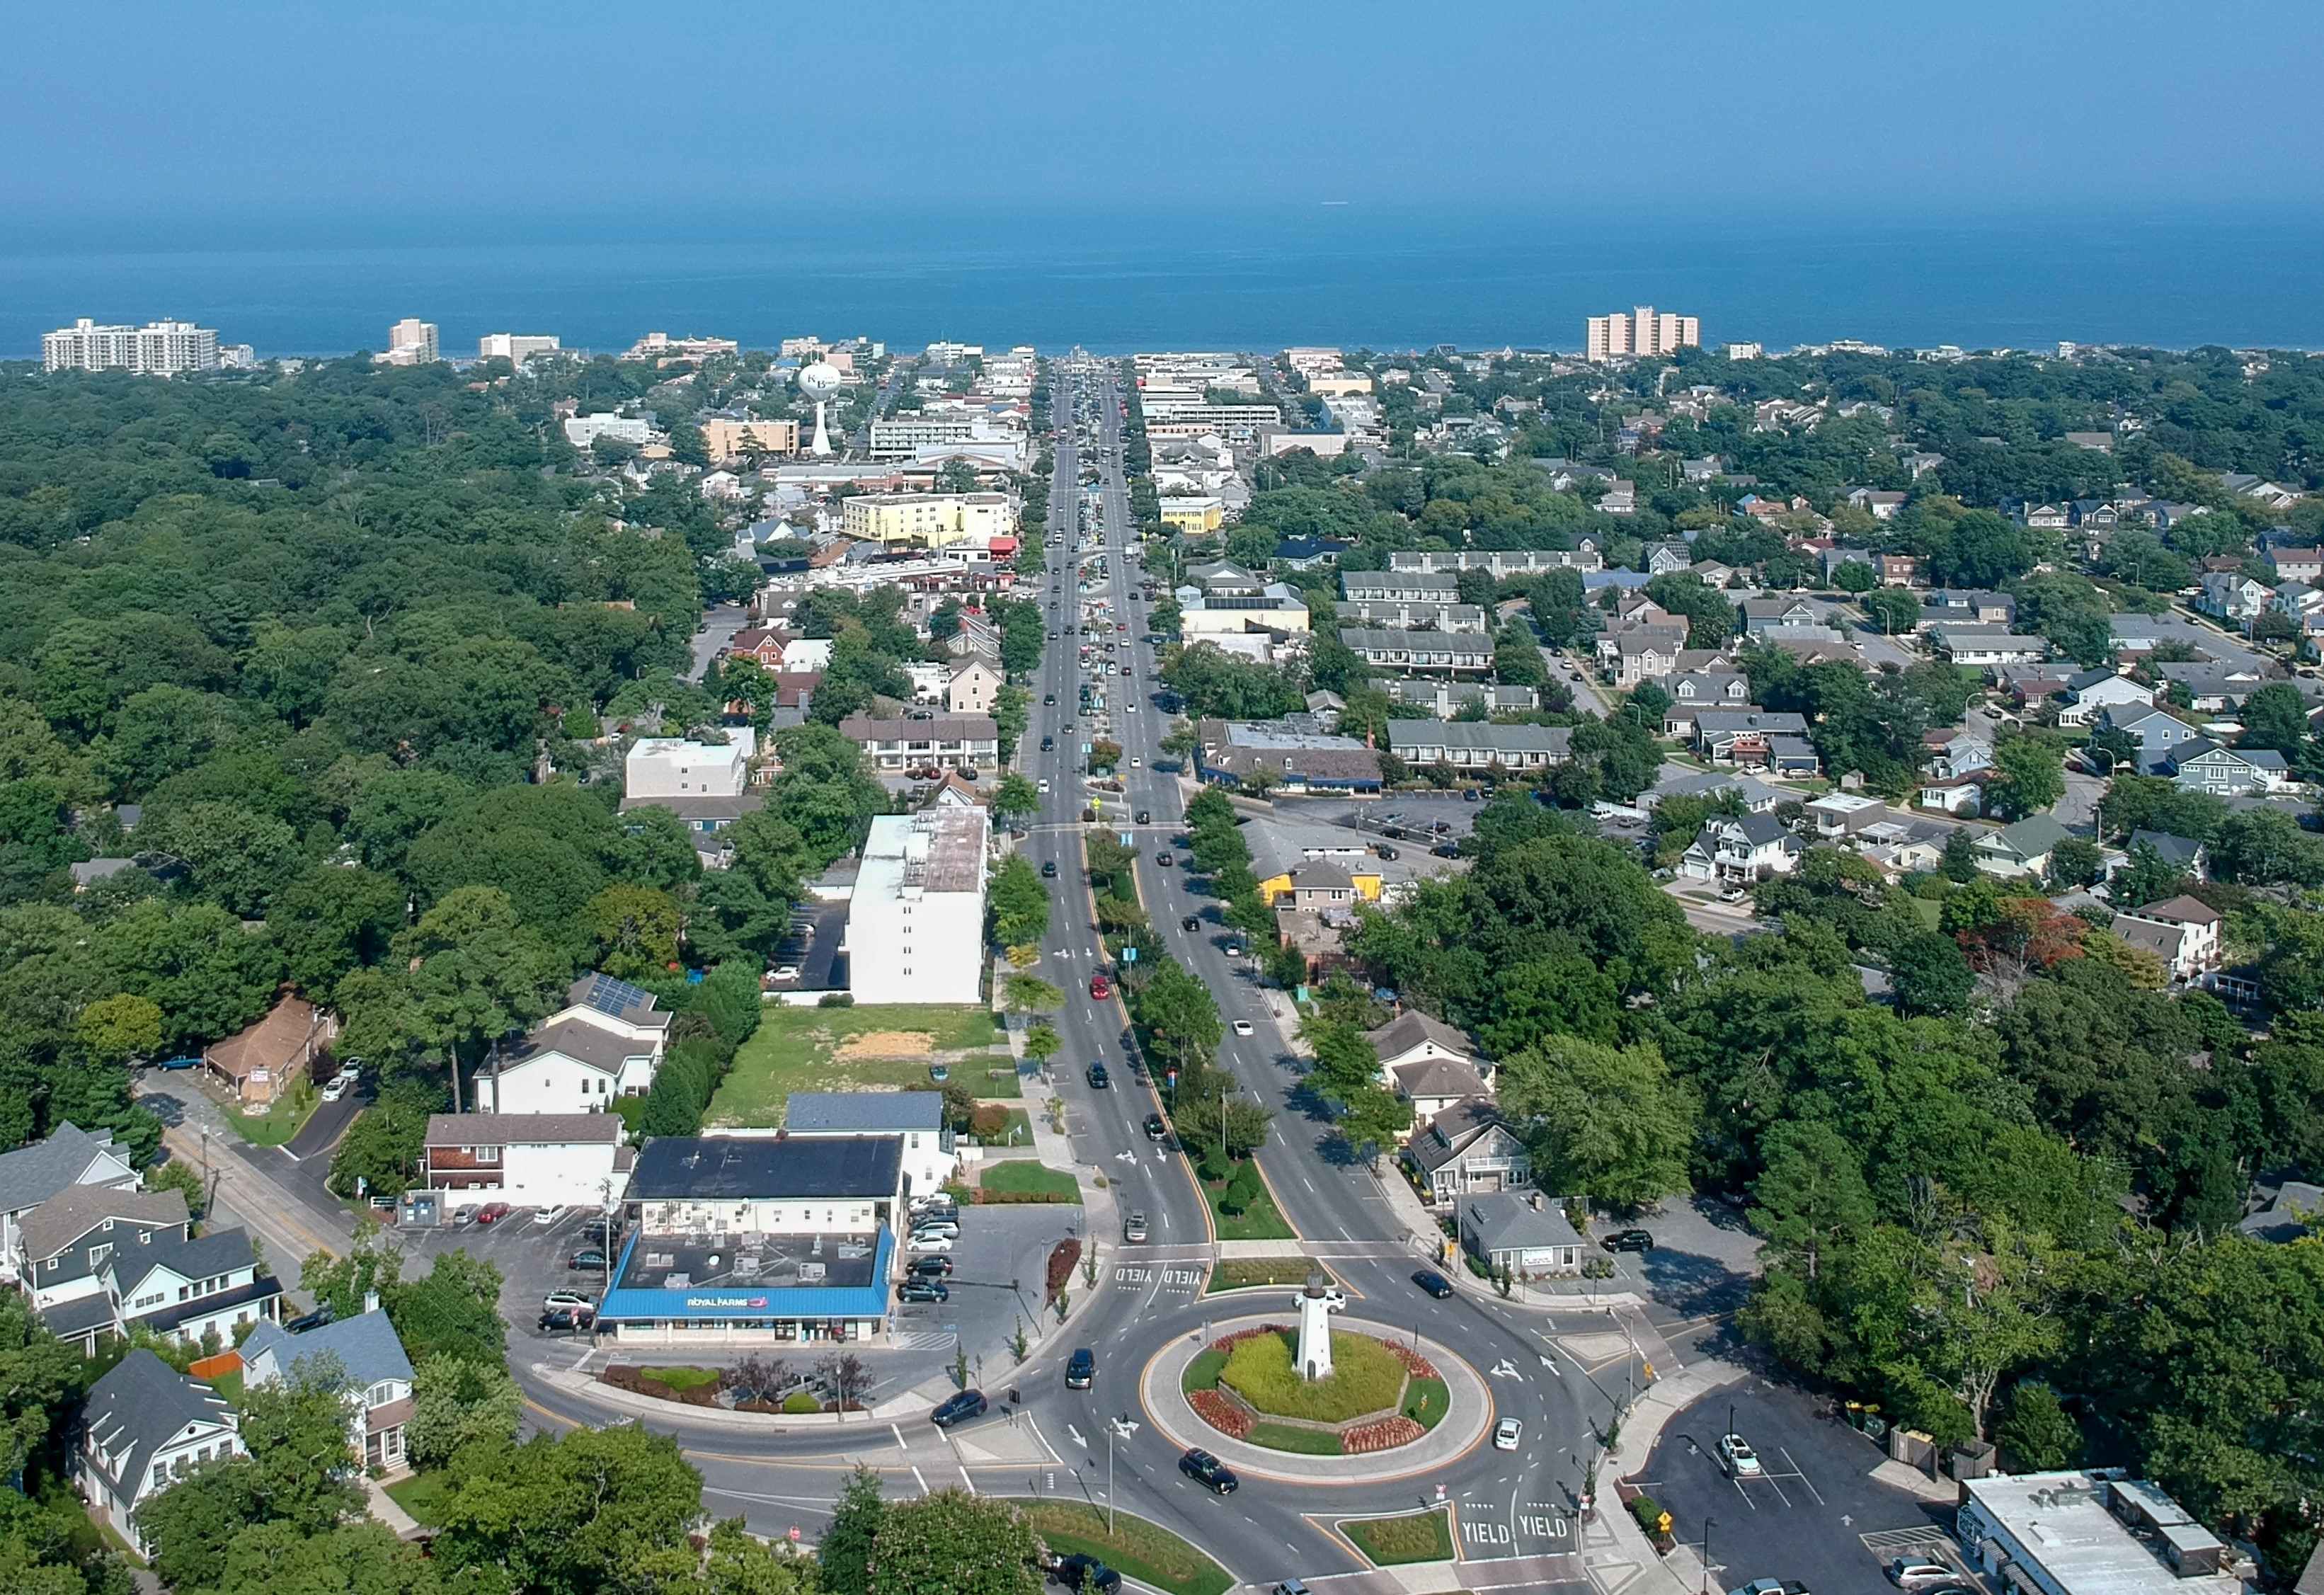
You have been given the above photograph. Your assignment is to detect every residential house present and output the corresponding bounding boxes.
[241,1308,416,1473]
[725,627,791,670]
[1596,624,1688,687]
[1931,627,2049,667]
[1340,569,1458,604]
[2236,1182,2324,1245]
[1680,813,1802,883]
[943,656,1002,716]
[1643,541,1693,575]
[1402,1101,1531,1206]
[1804,793,1893,842]
[1339,628,1494,675]
[1659,670,1752,733]
[75,1350,244,1557]
[1384,721,1572,774]
[2155,662,2270,713]
[1974,815,2075,879]
[472,973,671,1115]
[783,1092,956,1194]
[2101,703,2206,774]
[2199,572,2274,626]
[1846,488,1907,520]
[1368,1012,1489,1119]
[1879,555,1921,586]
[2267,547,2324,585]
[1649,770,1786,813]
[1334,599,1489,633]
[2059,668,2156,726]
[1379,680,1541,717]
[1273,537,1352,570]
[2173,739,2292,796]
[1925,729,1995,780]
[1923,590,2017,627]
[2110,895,2223,981]
[2126,828,2207,880]
[1766,735,1823,777]
[1693,709,1810,767]
[16,1181,281,1353]
[837,711,1001,774]
[1740,596,1821,634]
[2221,474,2301,510]
[0,1123,137,1281]
[2022,502,2071,530]
[422,1112,634,1209]
[204,993,335,1108]
[1458,1191,1583,1279]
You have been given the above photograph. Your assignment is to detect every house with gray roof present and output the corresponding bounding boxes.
[2237,1182,2324,1246]
[242,1307,416,1472]
[0,1122,137,1282]
[1974,814,2076,879]
[2173,739,2292,796]
[74,1349,244,1555]
[1680,813,1802,884]
[2126,829,2206,879]
[1367,1012,1490,1117]
[783,1090,957,1191]
[1403,1100,1531,1208]
[14,1184,192,1350]
[1384,721,1572,773]
[472,971,670,1116]
[1458,1190,1583,1279]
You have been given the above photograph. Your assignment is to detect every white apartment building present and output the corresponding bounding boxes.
[1584,306,1701,361]
[626,727,755,800]
[848,808,990,1005]
[472,973,672,1114]
[43,318,220,375]
[842,491,1015,549]
[423,1112,633,1208]
[868,416,1014,457]
[379,319,439,364]
[479,332,561,364]
[566,413,654,450]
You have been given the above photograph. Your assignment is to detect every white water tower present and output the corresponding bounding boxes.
[799,360,842,457]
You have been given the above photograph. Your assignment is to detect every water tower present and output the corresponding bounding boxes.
[798,360,842,457]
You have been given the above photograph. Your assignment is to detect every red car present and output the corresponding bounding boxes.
[1089,973,1113,1000]
[474,1201,513,1225]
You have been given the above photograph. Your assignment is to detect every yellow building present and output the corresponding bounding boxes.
[1252,854,1384,906]
[1160,496,1225,534]
[841,491,1016,549]
[701,418,800,462]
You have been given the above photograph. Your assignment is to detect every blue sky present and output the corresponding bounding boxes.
[6,0,2318,231]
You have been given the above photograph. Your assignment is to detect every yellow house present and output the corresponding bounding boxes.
[1160,496,1225,534]
[1253,855,1384,908]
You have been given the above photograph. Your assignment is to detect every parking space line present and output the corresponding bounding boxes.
[1777,1448,1825,1505]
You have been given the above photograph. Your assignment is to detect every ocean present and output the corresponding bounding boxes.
[3,208,2320,360]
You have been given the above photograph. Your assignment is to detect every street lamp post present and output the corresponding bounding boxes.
[1700,1517,1716,1595]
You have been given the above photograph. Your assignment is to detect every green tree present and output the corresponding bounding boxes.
[1986,734,2065,821]
[1498,1035,1695,1211]
[585,884,682,978]
[404,1350,522,1470]
[988,854,1051,949]
[818,1465,887,1595]
[269,863,406,1000]
[1133,959,1223,1073]
[991,774,1041,829]
[1023,1022,1061,1068]
[397,886,563,1107]
[73,993,163,1066]
[866,1488,1041,1595]
[1001,975,1062,1014]
[1890,932,1975,1017]
[432,1422,706,1595]
[1997,1380,2082,1471]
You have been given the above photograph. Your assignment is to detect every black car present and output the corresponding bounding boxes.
[930,1390,988,1429]
[1041,736,1055,751]
[1180,914,1201,930]
[1044,693,1058,705]
[1041,860,1059,878]
[1179,1448,1239,1494]
[1431,842,1461,858]
[1065,1348,1096,1389]
[537,1308,591,1334]
[1085,1062,1111,1090]
[282,1305,336,1334]
[1155,852,1174,867]
[1135,809,1151,825]
[1047,1555,1122,1593]
[1144,1112,1168,1140]
[897,1279,950,1304]
[1462,788,1482,802]
[909,1255,954,1278]
[1601,1229,1655,1254]
[1414,1269,1455,1299]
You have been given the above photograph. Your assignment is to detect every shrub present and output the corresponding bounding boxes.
[1342,1416,1424,1453]
[1218,1330,1407,1422]
[781,1391,823,1414]
[1382,1342,1438,1380]
[969,1102,1011,1138]
[818,992,855,1008]
[1630,1494,1667,1536]
[1187,1388,1253,1439]
[1221,1160,1262,1216]
[1045,1237,1082,1302]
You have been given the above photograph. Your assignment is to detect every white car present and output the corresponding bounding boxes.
[319,1073,355,1102]
[772,965,801,982]
[542,1290,595,1312]
[1130,758,1141,768]
[1301,1285,1348,1312]
[910,1234,955,1254]
[1232,1019,1254,1036]
[1717,1431,1763,1477]
[1038,779,1051,793]
[532,1204,566,1226]
[910,1218,960,1240]
[1494,1418,1523,1451]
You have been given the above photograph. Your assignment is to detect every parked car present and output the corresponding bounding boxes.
[568,1248,609,1271]
[537,1308,590,1334]
[1494,1417,1523,1451]
[897,1279,949,1304]
[1046,1554,1122,1593]
[281,1305,336,1334]
[532,1204,566,1225]
[1886,1565,1956,1591]
[1719,1432,1764,1477]
[542,1290,595,1312]
[1413,1269,1455,1299]
[1065,1348,1096,1389]
[1729,1581,1811,1595]
[910,1234,955,1254]
[1179,1448,1239,1494]
[772,965,801,982]
[1085,1061,1111,1090]
[475,1202,513,1225]
[909,1255,954,1278]
[930,1390,988,1429]
[319,1072,355,1102]
[1601,1229,1654,1254]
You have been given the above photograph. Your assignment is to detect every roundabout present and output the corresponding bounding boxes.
[1140,1313,1497,1484]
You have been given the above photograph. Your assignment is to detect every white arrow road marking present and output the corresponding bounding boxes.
[1067,1424,1087,1448]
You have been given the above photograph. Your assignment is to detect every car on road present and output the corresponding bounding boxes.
[1041,736,1055,751]
[568,1247,609,1271]
[1088,972,1111,1000]
[1123,1211,1148,1242]
[1179,1448,1238,1494]
[1718,1431,1764,1477]
[1041,860,1058,878]
[1414,1269,1455,1298]
[896,1279,949,1303]
[1038,778,1051,794]
[1044,693,1058,704]
[1065,1348,1095,1389]
[1601,1228,1654,1254]
[909,1233,954,1253]
[1135,808,1150,824]
[1181,914,1201,930]
[475,1202,513,1225]
[1084,1061,1111,1090]
[542,1290,595,1312]
[1307,1284,1347,1311]
[1886,1565,1956,1590]
[1231,1019,1254,1036]
[1155,850,1174,867]
[930,1390,988,1429]
[319,1071,356,1102]
[1494,1417,1523,1451]
[1144,1112,1168,1140]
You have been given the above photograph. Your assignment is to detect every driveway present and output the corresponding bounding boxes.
[282,1088,365,1162]
[1637,1381,1945,1595]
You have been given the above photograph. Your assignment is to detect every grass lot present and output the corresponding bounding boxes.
[386,1472,457,1528]
[1020,1502,1233,1595]
[1404,1375,1450,1430]
[970,1064,1024,1099]
[978,1162,1081,1203]
[1203,1177,1295,1241]
[1344,1507,1455,1566]
[1247,1419,1342,1455]
[1181,1348,1227,1393]
[1203,1258,1310,1293]
[222,1086,321,1147]
[1220,1330,1406,1422]
[639,1365,721,1390]
[207,1368,245,1406]
[708,1005,1001,1126]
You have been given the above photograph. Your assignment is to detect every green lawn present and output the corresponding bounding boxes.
[1247,1419,1343,1455]
[638,1365,721,1390]
[1344,1508,1454,1566]
[1181,1348,1227,1393]
[707,1005,1002,1126]
[1020,1502,1233,1595]
[1221,1330,1407,1422]
[970,1064,1024,1099]
[1203,1259,1310,1293]
[207,1368,245,1407]
[973,1107,1034,1147]
[386,1471,457,1528]
[222,1086,322,1147]
[978,1162,1081,1203]
[1204,1178,1296,1241]
[1404,1375,1450,1431]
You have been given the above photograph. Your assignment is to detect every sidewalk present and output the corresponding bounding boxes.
[1576,1356,1749,1595]
[364,1475,424,1540]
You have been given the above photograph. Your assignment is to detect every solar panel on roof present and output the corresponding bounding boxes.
[583,973,652,1017]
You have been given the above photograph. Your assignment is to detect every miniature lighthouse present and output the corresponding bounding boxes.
[1297,1269,1334,1381]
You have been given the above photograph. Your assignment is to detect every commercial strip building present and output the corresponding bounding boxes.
[847,808,990,1005]
[836,712,1000,775]
[43,317,220,375]
[841,491,1015,549]
[1955,1471,2243,1595]
[422,1113,632,1209]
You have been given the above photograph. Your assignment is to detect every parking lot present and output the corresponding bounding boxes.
[760,900,849,993]
[1637,1383,1947,1595]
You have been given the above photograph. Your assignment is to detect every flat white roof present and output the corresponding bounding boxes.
[1962,1473,2236,1595]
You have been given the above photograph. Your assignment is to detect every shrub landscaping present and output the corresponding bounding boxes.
[1203,1258,1309,1293]
[1182,1324,1446,1456]
[1343,1508,1455,1566]
[1220,1329,1407,1423]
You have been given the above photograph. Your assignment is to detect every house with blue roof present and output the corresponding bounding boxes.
[241,1306,416,1472]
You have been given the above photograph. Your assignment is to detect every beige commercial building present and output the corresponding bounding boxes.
[842,492,1015,549]
[1585,306,1700,361]
[1160,496,1225,534]
[42,318,220,375]
[701,418,801,462]
[379,319,439,365]
[479,332,561,364]
[1307,372,1374,397]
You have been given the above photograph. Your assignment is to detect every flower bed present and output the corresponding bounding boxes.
[1186,1388,1252,1439]
[1342,1416,1424,1453]
[1207,1323,1291,1355]
[1183,1325,1449,1455]
[1382,1342,1438,1380]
